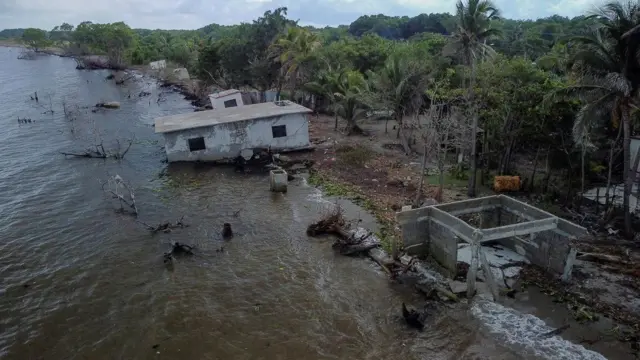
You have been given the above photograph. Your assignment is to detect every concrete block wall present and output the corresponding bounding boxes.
[397,207,431,253]
[397,195,588,281]
[427,219,459,277]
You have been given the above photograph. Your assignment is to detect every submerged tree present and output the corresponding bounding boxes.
[21,28,50,52]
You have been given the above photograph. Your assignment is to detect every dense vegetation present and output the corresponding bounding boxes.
[2,1,639,235]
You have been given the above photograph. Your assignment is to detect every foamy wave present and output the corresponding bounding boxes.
[471,300,606,360]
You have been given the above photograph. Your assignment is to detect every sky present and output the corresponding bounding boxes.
[0,0,598,30]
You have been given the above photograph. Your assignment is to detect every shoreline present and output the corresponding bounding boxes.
[303,165,633,359]
[291,117,639,355]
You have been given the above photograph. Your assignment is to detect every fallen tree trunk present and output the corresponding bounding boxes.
[339,243,378,256]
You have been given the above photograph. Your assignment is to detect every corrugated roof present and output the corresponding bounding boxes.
[154,101,312,133]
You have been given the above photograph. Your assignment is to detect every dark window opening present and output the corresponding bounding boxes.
[223,99,238,108]
[272,125,287,138]
[188,137,206,151]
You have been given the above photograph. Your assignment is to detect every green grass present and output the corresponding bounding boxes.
[425,173,469,188]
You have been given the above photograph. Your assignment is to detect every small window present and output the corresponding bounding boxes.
[272,125,287,138]
[188,137,206,151]
[223,99,238,108]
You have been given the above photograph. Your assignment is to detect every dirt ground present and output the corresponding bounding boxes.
[290,115,640,355]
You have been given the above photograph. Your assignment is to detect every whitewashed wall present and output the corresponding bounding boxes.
[208,92,244,110]
[162,113,309,162]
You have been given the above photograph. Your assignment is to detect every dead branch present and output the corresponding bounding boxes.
[61,139,134,160]
[102,174,137,215]
[136,216,188,233]
[306,205,346,236]
[307,205,380,256]
[115,74,135,85]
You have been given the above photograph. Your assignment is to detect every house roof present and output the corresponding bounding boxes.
[210,89,240,98]
[154,100,312,134]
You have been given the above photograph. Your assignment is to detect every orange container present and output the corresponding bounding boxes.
[493,176,521,192]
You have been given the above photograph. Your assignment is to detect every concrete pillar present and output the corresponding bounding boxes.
[269,169,288,192]
[466,229,483,299]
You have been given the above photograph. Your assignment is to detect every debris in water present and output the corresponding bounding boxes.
[306,205,345,236]
[222,223,233,239]
[402,302,425,331]
[171,242,195,255]
[137,216,188,234]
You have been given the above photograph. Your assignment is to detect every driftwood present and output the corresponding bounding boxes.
[306,206,346,236]
[307,207,378,256]
[137,216,188,233]
[368,248,394,275]
[331,229,378,256]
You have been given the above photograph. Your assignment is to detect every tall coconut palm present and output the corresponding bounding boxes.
[367,52,432,154]
[561,1,640,236]
[271,27,321,101]
[448,0,501,197]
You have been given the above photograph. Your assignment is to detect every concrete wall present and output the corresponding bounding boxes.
[209,92,244,110]
[163,113,309,162]
[149,60,166,70]
[632,137,640,177]
[397,195,588,280]
[397,207,466,277]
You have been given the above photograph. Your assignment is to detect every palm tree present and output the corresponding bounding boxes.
[448,0,501,197]
[271,27,321,102]
[367,51,432,153]
[560,1,640,236]
[334,70,369,135]
[304,59,343,129]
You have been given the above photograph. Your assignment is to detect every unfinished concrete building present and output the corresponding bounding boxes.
[397,195,587,298]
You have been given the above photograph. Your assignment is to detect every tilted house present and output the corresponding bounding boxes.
[155,100,312,162]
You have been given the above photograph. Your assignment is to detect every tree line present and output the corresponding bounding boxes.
[3,0,639,236]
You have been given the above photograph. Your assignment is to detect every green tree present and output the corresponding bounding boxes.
[557,1,640,236]
[271,27,321,101]
[367,50,433,153]
[333,70,370,134]
[449,0,501,197]
[22,28,49,52]
[305,62,348,129]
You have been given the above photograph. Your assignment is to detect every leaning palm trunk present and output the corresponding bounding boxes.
[622,107,632,237]
[605,125,623,208]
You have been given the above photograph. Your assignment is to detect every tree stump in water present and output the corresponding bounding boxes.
[222,223,233,239]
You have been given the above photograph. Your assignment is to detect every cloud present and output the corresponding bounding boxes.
[0,0,597,30]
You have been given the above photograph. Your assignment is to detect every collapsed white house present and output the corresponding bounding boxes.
[154,100,312,162]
